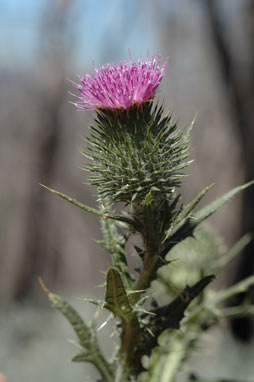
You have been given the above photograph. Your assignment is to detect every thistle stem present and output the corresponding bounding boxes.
[132,203,160,301]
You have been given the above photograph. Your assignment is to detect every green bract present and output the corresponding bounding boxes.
[83,102,191,204]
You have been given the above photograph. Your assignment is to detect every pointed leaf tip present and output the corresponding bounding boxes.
[38,277,50,297]
[164,183,214,242]
[167,180,254,246]
[41,184,135,226]
[194,180,254,223]
[40,184,104,217]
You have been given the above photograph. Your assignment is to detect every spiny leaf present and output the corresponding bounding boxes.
[194,180,254,224]
[142,275,215,350]
[41,184,103,217]
[164,184,214,242]
[39,279,114,382]
[49,293,93,348]
[165,180,254,249]
[40,184,135,226]
[134,275,215,376]
[38,278,92,347]
[104,267,137,324]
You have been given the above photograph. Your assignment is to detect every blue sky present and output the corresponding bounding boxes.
[0,0,161,70]
[0,0,43,67]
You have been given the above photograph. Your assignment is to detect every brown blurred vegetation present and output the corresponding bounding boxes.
[0,0,253,317]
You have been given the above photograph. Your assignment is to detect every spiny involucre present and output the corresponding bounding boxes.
[69,51,168,111]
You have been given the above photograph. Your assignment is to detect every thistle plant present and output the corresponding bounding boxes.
[42,52,254,382]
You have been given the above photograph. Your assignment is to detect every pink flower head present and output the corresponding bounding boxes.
[69,51,168,111]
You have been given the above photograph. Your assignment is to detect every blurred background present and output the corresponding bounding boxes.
[0,0,253,381]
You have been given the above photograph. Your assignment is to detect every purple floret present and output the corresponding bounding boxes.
[69,52,168,111]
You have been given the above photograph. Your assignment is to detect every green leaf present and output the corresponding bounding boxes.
[39,279,114,382]
[212,274,254,306]
[136,275,215,361]
[165,180,254,248]
[47,292,94,348]
[194,180,253,223]
[164,184,214,241]
[158,275,215,330]
[104,267,136,325]
[143,189,154,206]
[40,184,135,226]
[210,233,253,274]
[41,184,105,217]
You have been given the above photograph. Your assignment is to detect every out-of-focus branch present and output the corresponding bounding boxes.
[13,0,75,300]
[203,0,254,341]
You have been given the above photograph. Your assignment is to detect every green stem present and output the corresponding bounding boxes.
[132,203,160,301]
[91,352,115,382]
[119,320,140,380]
[134,255,158,295]
[188,376,250,382]
[160,335,187,382]
[215,305,254,319]
[146,330,195,382]
[120,205,161,376]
